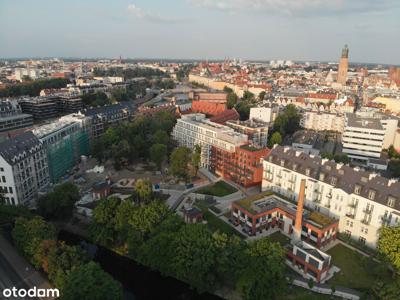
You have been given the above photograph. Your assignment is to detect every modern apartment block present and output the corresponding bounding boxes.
[33,113,90,183]
[172,113,270,186]
[0,99,33,136]
[261,145,400,249]
[19,96,59,120]
[172,113,248,168]
[342,112,398,169]
[0,132,50,206]
[301,111,345,132]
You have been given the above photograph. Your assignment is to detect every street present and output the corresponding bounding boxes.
[0,251,30,299]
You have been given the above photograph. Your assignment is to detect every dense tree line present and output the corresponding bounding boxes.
[92,110,176,169]
[11,216,123,299]
[89,195,286,299]
[0,78,69,97]
[93,67,168,79]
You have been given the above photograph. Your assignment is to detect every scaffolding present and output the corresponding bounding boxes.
[47,129,89,183]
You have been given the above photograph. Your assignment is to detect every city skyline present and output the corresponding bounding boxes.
[1,0,399,64]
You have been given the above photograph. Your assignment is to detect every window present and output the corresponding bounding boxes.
[1,176,5,183]
[319,173,325,181]
[305,168,311,176]
[368,190,376,200]
[331,177,337,186]
[387,196,396,208]
[354,184,361,195]
[359,237,366,245]
[344,230,351,236]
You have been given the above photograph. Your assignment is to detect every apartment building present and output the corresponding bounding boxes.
[301,111,345,132]
[0,99,33,136]
[172,113,248,168]
[342,112,398,169]
[226,119,269,147]
[249,106,278,123]
[0,132,50,206]
[83,102,136,138]
[261,145,400,249]
[33,113,90,183]
[19,96,59,120]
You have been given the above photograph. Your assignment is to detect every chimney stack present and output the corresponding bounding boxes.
[293,179,306,242]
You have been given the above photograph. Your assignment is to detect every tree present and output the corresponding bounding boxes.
[152,130,170,146]
[12,217,57,263]
[35,240,87,290]
[89,197,121,247]
[273,114,288,135]
[134,179,153,205]
[128,201,169,235]
[333,153,349,164]
[227,92,238,109]
[170,147,191,182]
[37,182,80,220]
[150,143,168,170]
[235,101,252,121]
[191,144,201,177]
[61,262,123,300]
[268,132,282,147]
[258,91,266,101]
[388,145,400,159]
[237,239,285,300]
[372,281,400,300]
[243,91,254,101]
[388,160,400,178]
[172,224,218,292]
[378,226,400,274]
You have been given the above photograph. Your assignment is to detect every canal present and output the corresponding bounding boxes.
[59,230,222,300]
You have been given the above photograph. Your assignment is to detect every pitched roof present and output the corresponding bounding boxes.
[265,146,400,211]
[0,131,41,165]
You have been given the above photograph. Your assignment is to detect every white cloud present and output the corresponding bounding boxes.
[189,0,397,16]
[127,3,189,24]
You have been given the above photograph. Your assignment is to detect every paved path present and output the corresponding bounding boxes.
[0,235,55,300]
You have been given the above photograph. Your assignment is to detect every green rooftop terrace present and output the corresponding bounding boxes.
[240,144,262,152]
[307,211,336,228]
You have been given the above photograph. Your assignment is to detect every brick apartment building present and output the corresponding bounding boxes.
[212,145,269,187]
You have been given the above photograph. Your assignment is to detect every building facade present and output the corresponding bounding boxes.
[0,132,50,206]
[0,99,33,136]
[301,111,345,132]
[261,146,400,249]
[226,119,269,147]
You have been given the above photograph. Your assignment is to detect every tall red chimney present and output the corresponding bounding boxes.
[294,179,306,241]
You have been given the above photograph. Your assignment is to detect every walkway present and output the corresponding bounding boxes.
[0,235,56,300]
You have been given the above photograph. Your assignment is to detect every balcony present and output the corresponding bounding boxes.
[314,189,321,194]
[324,203,331,209]
[326,193,332,199]
[381,215,391,224]
[361,219,370,225]
[362,208,373,214]
[348,203,357,208]
[288,179,295,183]
[313,198,321,203]
[277,174,283,179]
[346,213,355,219]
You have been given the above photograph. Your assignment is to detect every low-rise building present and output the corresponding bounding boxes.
[190,92,227,116]
[291,130,325,156]
[261,145,400,249]
[0,132,50,206]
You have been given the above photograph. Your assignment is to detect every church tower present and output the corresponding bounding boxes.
[337,44,349,85]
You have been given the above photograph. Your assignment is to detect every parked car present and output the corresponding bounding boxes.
[228,217,239,226]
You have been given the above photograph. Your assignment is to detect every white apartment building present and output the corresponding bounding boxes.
[261,146,400,249]
[249,107,277,123]
[342,113,398,169]
[301,111,345,132]
[171,114,248,168]
[0,132,50,206]
[15,68,40,81]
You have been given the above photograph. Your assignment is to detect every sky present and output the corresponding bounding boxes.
[0,0,399,64]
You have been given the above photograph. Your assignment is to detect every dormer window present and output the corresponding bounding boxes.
[293,163,297,171]
[354,184,361,195]
[368,189,376,200]
[305,168,311,176]
[387,196,396,208]
[339,169,344,175]
[280,160,285,167]
[331,177,337,186]
[319,173,325,181]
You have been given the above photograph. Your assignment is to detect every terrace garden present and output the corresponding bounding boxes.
[195,181,238,197]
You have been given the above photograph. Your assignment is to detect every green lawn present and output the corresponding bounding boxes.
[202,210,245,239]
[326,243,391,290]
[266,231,291,246]
[195,181,238,197]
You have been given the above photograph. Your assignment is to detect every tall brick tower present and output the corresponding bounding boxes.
[337,44,349,85]
[293,179,306,242]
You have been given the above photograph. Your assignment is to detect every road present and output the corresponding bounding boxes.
[0,251,30,299]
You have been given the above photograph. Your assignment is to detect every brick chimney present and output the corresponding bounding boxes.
[293,179,306,242]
